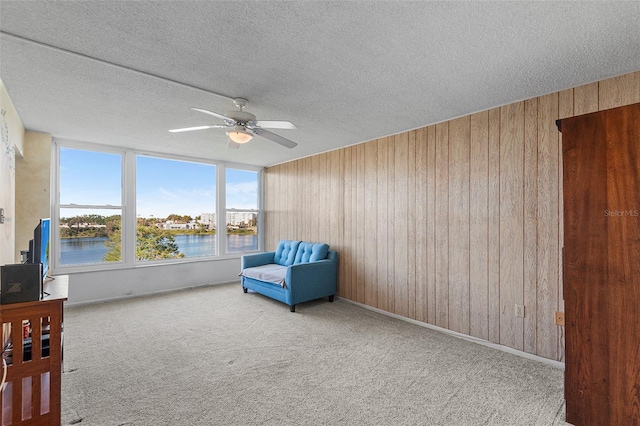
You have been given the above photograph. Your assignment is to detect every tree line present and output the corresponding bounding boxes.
[60,214,202,261]
[60,214,256,262]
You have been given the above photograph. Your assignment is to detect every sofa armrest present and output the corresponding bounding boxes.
[241,252,276,269]
[286,259,337,295]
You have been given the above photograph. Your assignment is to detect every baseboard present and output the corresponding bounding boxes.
[341,297,565,370]
[64,280,240,308]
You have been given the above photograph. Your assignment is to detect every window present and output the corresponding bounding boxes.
[58,147,123,266]
[53,141,261,274]
[136,156,216,261]
[226,168,259,253]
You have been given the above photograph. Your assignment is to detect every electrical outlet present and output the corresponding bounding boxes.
[555,311,565,326]
[515,304,525,318]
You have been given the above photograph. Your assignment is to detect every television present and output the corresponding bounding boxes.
[30,218,51,281]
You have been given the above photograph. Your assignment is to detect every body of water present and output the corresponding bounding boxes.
[60,234,258,265]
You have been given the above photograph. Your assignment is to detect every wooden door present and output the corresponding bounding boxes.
[560,103,640,425]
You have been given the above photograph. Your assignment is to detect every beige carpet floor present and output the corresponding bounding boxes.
[61,282,568,425]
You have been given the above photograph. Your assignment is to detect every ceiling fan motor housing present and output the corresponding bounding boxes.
[226,110,256,125]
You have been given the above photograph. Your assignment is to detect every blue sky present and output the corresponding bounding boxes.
[60,148,258,219]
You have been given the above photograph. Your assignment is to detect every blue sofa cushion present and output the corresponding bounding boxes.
[294,242,330,264]
[274,240,301,266]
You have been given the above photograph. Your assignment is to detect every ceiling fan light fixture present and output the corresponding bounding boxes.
[226,126,253,144]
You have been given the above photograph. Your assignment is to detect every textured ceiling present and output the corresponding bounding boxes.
[1,1,639,167]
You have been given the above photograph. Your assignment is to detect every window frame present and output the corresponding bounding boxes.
[51,139,264,275]
[53,140,128,272]
[224,167,262,255]
[135,153,219,262]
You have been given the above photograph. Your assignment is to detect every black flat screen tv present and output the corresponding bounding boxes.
[31,218,51,281]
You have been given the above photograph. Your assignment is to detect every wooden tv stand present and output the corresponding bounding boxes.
[1,275,68,425]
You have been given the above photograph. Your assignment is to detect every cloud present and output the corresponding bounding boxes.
[226,181,258,209]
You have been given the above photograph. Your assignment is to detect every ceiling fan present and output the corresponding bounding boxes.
[169,98,297,149]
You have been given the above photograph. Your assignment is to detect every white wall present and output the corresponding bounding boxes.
[65,257,241,306]
[0,80,24,266]
[1,80,25,346]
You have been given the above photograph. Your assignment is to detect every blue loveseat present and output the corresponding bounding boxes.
[240,240,338,312]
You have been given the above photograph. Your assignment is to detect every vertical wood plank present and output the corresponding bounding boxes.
[352,146,360,302]
[387,136,396,313]
[281,162,288,240]
[356,143,366,303]
[281,162,289,242]
[295,158,302,241]
[469,111,489,340]
[263,168,271,248]
[342,149,350,299]
[407,130,417,319]
[523,97,538,354]
[312,156,318,241]
[337,149,345,291]
[598,72,640,110]
[292,160,301,239]
[499,101,525,351]
[325,154,333,247]
[307,156,315,242]
[377,137,389,311]
[426,125,437,325]
[297,160,305,240]
[307,156,314,242]
[448,116,471,335]
[272,166,281,248]
[336,149,344,249]
[279,165,285,246]
[574,82,599,115]
[364,140,378,307]
[299,158,309,242]
[270,168,282,247]
[263,167,269,246]
[435,122,449,328]
[415,127,429,323]
[328,151,337,247]
[487,107,501,344]
[537,92,559,360]
[394,133,409,317]
[333,149,346,294]
[283,163,291,242]
[559,89,574,119]
[279,162,288,241]
[317,153,329,244]
[342,146,353,300]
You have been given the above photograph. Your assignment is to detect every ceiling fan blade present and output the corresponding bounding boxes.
[191,108,236,123]
[254,120,297,130]
[226,139,241,150]
[169,125,227,133]
[252,128,298,149]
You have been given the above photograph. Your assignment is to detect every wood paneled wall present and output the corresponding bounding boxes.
[264,71,640,361]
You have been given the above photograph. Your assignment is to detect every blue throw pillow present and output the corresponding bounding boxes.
[309,243,329,262]
[294,242,329,263]
[274,240,300,266]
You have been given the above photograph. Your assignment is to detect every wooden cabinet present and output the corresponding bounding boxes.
[559,103,640,425]
[1,276,67,425]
